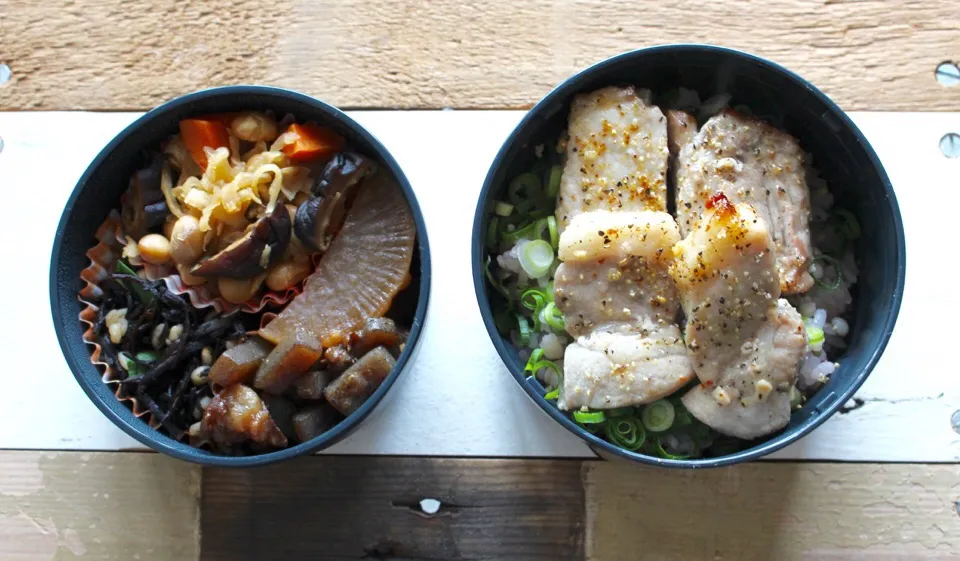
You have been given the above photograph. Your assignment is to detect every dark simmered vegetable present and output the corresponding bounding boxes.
[324,346,395,416]
[323,345,355,371]
[352,317,401,356]
[81,111,417,457]
[316,152,377,197]
[293,405,337,442]
[294,152,376,251]
[209,337,273,387]
[192,204,291,279]
[293,370,334,400]
[260,394,298,442]
[254,328,323,395]
[260,171,416,347]
[121,155,167,239]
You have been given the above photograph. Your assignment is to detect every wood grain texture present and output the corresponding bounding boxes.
[201,456,585,560]
[0,451,199,561]
[2,0,959,110]
[585,461,960,560]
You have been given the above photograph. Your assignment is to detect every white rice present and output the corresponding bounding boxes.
[787,159,857,396]
[541,333,566,360]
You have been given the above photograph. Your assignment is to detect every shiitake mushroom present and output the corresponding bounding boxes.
[191,205,291,279]
[121,155,168,239]
[294,152,377,251]
[314,151,378,197]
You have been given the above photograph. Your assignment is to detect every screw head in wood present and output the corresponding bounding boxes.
[941,133,960,159]
[936,61,960,87]
[419,498,441,515]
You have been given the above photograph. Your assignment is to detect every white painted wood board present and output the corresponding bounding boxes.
[0,111,956,461]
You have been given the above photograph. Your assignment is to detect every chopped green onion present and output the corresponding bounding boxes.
[573,410,606,424]
[135,351,159,363]
[525,349,563,396]
[115,260,155,304]
[525,346,561,375]
[541,302,565,333]
[494,201,514,217]
[690,423,714,448]
[521,288,547,309]
[529,358,562,379]
[518,240,554,278]
[493,308,513,335]
[606,407,634,418]
[118,352,143,378]
[483,256,512,301]
[833,208,860,240]
[546,164,563,198]
[524,348,544,373]
[508,172,542,206]
[501,220,542,246]
[546,216,559,250]
[811,254,843,290]
[521,288,548,330]
[654,435,693,460]
[517,315,532,347]
[580,420,602,434]
[640,400,675,433]
[671,398,694,428]
[503,217,558,248]
[806,325,825,346]
[486,217,500,250]
[604,417,646,451]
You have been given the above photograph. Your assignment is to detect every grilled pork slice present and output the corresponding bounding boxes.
[670,194,806,439]
[674,109,814,294]
[560,326,692,410]
[682,384,792,440]
[555,86,669,232]
[554,210,694,409]
[555,210,682,337]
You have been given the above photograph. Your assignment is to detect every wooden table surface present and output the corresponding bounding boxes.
[2,1,959,560]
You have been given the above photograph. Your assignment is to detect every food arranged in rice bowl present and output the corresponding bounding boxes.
[79,111,418,455]
[483,87,858,459]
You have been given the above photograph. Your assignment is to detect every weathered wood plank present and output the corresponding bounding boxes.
[2,0,958,111]
[4,454,958,560]
[585,461,960,560]
[200,457,585,560]
[0,451,200,561]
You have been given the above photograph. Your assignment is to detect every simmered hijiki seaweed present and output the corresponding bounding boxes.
[82,111,417,455]
[94,272,243,440]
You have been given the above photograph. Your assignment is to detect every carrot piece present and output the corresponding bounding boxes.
[179,118,231,168]
[281,123,345,163]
